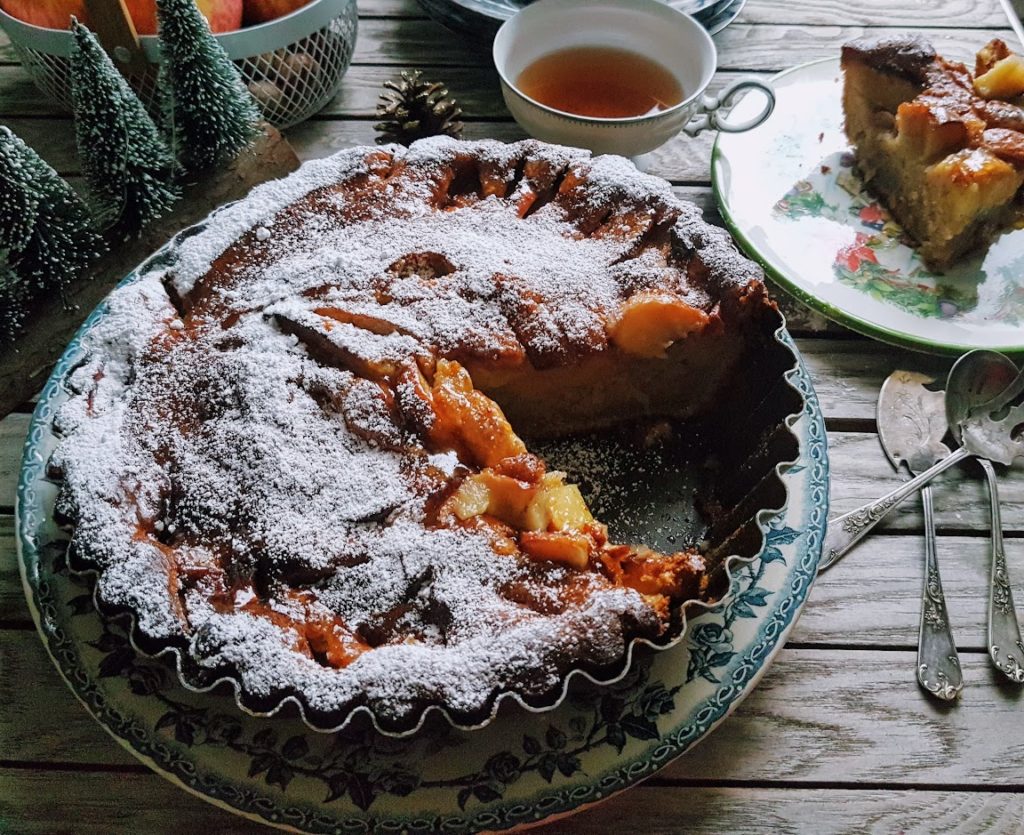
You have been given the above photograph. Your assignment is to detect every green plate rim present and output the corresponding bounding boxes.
[712,56,1024,357]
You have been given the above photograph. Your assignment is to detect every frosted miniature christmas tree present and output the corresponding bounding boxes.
[156,0,261,172]
[0,126,104,297]
[69,20,180,238]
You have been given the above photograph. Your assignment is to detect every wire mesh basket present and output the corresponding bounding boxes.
[0,0,357,129]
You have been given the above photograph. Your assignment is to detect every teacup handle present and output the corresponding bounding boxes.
[683,78,776,137]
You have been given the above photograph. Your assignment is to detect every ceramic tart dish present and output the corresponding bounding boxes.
[32,137,806,736]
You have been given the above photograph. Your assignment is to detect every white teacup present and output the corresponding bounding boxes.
[492,0,775,157]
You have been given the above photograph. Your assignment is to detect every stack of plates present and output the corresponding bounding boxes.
[418,0,745,40]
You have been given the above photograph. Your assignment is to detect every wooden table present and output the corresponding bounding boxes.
[3,1,1024,831]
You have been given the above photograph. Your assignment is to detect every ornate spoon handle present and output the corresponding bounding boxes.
[819,446,970,572]
[917,484,962,700]
[981,458,1024,683]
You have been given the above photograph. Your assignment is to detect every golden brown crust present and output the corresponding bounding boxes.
[50,138,781,727]
[842,35,1024,268]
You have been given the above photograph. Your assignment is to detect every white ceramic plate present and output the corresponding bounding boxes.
[713,58,1024,355]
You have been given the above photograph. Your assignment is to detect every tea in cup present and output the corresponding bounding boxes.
[493,0,775,157]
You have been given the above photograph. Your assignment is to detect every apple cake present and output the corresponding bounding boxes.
[50,137,786,730]
[842,35,1024,269]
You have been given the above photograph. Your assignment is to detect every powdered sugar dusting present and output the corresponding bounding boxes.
[50,137,758,727]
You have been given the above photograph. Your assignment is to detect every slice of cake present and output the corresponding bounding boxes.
[841,35,1024,270]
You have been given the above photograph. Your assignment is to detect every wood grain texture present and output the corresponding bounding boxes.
[3,630,1024,784]
[1,774,1022,835]
[739,0,1007,27]
[826,431,1024,533]
[2,19,1010,72]
[1,771,1021,835]
[353,0,1011,26]
[1,1,1022,830]
[0,516,19,620]
[0,414,27,511]
[792,533,1024,649]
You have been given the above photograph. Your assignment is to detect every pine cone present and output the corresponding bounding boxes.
[374,70,465,146]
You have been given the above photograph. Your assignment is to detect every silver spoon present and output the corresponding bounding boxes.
[820,362,1024,572]
[947,350,1024,684]
[877,371,962,700]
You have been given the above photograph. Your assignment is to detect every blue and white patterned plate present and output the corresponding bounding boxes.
[17,257,828,831]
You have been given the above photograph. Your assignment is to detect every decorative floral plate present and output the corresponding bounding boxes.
[17,275,827,831]
[415,0,745,40]
[713,58,1024,355]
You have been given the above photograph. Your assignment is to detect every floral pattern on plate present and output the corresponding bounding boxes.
[714,58,1024,354]
[18,237,828,833]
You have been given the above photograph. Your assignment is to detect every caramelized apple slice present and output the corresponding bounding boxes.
[448,469,594,532]
[895,101,971,161]
[600,546,705,601]
[449,469,538,525]
[525,481,594,531]
[520,531,592,570]
[977,39,1012,76]
[611,291,708,358]
[314,306,408,337]
[430,359,527,467]
[974,53,1024,100]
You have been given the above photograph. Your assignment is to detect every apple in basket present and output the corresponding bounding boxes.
[0,0,87,28]
[123,0,243,33]
[0,0,242,33]
[243,0,313,25]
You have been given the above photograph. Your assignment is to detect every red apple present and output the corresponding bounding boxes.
[0,0,241,33]
[124,0,243,35]
[243,0,312,26]
[0,0,87,29]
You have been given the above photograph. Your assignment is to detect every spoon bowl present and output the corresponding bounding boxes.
[945,349,1024,684]
[946,350,1019,445]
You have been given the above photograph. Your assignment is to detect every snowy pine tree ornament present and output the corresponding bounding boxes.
[0,126,104,295]
[70,20,180,239]
[156,0,262,172]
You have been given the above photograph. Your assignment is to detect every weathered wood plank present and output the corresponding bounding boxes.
[1,774,1022,835]
[791,533,1024,649]
[740,0,1007,27]
[3,632,1024,784]
[1,67,763,182]
[0,516,19,619]
[356,0,1011,25]
[661,651,1024,785]
[0,11,1012,68]
[0,114,722,181]
[0,61,771,119]
[797,339,948,423]
[346,21,1013,69]
[826,430,1024,533]
[0,413,27,510]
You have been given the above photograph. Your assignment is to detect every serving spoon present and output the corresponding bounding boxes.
[877,371,962,700]
[947,350,1024,683]
[820,358,1024,572]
